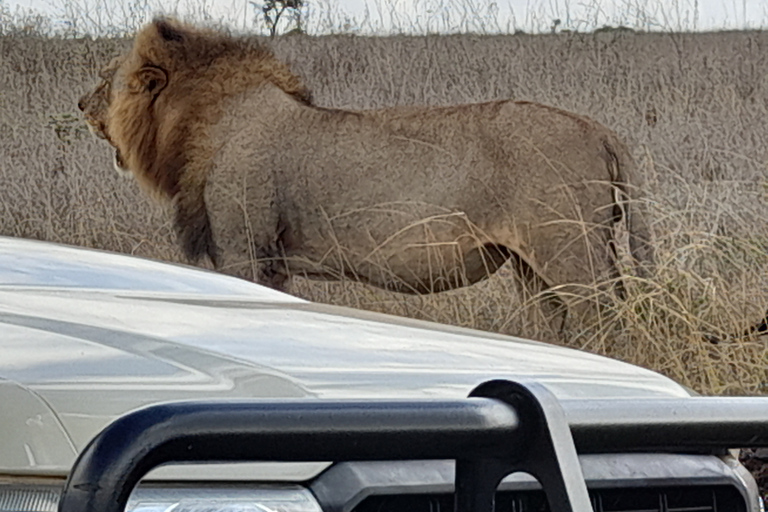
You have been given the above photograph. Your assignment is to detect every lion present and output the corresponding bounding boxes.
[79,18,654,320]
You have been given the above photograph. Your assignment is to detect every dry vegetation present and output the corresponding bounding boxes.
[0,29,767,396]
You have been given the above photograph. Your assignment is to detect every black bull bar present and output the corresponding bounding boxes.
[57,379,768,512]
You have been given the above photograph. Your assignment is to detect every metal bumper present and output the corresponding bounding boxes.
[56,379,768,512]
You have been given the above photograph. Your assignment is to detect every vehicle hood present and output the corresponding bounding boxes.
[0,237,690,480]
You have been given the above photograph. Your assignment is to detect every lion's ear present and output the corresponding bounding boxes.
[154,18,184,42]
[137,66,168,98]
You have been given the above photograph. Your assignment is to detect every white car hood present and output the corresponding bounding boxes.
[0,237,690,480]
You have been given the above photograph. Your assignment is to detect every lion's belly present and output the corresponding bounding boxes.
[281,202,502,293]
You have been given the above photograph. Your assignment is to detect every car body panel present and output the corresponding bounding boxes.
[0,379,77,471]
[0,236,296,300]
[0,237,691,480]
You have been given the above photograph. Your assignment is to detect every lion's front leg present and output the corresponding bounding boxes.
[173,188,219,268]
[203,233,290,292]
[204,162,289,291]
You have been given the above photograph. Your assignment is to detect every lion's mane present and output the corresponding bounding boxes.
[105,18,310,263]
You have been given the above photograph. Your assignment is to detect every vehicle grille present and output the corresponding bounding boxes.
[353,486,746,512]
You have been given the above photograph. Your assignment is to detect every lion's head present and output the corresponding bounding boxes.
[79,18,311,198]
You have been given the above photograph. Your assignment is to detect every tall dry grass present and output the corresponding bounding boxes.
[0,30,766,395]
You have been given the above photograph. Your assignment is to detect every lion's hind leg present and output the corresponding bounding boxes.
[506,251,570,336]
[518,218,625,339]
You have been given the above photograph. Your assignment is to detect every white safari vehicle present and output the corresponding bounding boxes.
[0,236,766,512]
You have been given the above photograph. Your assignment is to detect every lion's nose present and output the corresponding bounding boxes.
[77,97,85,111]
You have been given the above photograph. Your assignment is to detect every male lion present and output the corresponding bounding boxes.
[79,18,653,318]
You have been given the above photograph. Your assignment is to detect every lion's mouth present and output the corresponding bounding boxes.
[84,119,109,140]
[112,149,131,176]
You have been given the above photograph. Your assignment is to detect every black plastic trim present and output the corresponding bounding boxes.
[309,454,748,512]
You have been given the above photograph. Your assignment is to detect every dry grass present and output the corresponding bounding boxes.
[0,30,766,396]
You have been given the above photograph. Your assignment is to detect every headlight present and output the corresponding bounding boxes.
[0,483,59,512]
[0,482,322,512]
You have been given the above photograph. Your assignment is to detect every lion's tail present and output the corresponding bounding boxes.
[603,139,655,274]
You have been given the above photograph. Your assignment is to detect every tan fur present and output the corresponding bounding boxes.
[80,18,654,316]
